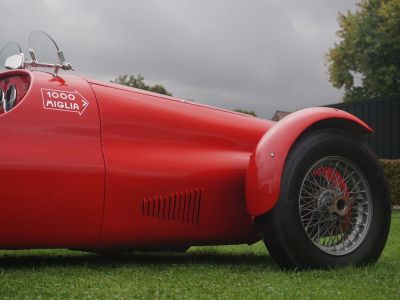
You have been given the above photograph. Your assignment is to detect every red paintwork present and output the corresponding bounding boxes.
[0,70,104,248]
[89,81,270,248]
[246,107,372,216]
[0,69,372,250]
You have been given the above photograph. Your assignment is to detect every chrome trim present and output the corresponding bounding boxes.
[26,49,73,76]
[26,31,73,76]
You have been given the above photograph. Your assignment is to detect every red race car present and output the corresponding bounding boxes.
[0,32,391,269]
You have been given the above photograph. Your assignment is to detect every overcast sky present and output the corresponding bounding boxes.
[1,0,357,118]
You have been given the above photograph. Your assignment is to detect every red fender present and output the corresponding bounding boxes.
[246,107,372,216]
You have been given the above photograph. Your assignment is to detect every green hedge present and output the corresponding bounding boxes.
[380,160,400,206]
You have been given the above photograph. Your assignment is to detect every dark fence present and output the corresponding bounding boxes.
[324,95,400,159]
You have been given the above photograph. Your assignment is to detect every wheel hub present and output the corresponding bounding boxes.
[327,194,354,217]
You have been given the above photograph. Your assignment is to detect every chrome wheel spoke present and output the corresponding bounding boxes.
[298,156,372,256]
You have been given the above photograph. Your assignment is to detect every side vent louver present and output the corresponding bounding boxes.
[142,188,202,224]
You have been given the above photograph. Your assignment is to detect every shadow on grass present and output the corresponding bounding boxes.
[0,250,278,270]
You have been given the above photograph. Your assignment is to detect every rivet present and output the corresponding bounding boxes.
[270,153,275,157]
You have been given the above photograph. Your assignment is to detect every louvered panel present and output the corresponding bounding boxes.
[142,188,202,224]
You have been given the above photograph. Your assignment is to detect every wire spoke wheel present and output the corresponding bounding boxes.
[299,156,373,256]
[258,130,390,269]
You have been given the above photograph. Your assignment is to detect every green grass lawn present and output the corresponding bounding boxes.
[0,213,399,300]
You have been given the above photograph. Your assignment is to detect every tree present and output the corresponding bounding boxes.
[111,74,172,96]
[326,0,400,102]
[233,108,257,117]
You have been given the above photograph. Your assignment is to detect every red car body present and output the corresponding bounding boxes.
[0,69,372,252]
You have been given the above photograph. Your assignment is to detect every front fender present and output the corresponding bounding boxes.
[246,107,372,216]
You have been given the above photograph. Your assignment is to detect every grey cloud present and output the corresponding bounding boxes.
[1,0,356,118]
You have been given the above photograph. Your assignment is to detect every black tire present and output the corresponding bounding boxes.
[255,129,391,269]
